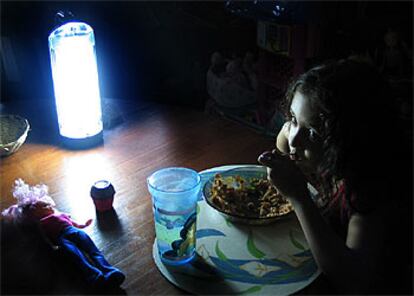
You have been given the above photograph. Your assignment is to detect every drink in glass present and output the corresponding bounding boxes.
[147,167,201,265]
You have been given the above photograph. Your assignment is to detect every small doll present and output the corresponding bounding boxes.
[1,179,125,288]
[209,51,227,75]
[224,58,250,88]
[242,51,258,90]
[378,27,410,78]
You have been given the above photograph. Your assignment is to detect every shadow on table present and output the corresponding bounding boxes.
[96,208,124,234]
[163,253,238,295]
[0,220,127,295]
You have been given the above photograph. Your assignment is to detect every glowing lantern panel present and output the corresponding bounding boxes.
[49,22,103,139]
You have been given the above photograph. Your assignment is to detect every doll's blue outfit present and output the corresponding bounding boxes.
[40,213,125,286]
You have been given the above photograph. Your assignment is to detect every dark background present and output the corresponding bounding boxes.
[1,1,258,107]
[0,3,413,294]
[1,1,412,109]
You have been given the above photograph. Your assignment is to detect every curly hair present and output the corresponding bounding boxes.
[283,59,406,213]
[1,179,55,222]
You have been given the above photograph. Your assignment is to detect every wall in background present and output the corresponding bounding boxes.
[1,1,412,109]
[0,1,256,108]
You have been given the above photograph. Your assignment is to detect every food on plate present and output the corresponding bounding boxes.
[209,173,293,218]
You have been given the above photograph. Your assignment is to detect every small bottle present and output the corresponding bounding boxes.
[90,180,115,212]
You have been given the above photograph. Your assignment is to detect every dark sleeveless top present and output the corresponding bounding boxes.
[315,180,353,240]
[317,179,412,294]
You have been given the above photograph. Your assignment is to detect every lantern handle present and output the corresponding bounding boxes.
[54,10,75,25]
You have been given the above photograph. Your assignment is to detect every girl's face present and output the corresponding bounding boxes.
[287,91,324,173]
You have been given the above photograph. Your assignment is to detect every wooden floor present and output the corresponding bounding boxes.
[0,100,274,295]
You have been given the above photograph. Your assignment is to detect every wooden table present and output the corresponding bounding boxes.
[0,99,274,295]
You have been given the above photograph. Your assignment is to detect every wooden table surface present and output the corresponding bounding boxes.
[0,99,275,295]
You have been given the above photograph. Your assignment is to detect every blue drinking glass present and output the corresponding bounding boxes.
[147,167,201,265]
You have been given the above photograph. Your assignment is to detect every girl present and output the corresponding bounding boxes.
[258,59,412,294]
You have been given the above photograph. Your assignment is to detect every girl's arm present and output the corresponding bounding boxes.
[291,194,386,293]
[258,151,387,294]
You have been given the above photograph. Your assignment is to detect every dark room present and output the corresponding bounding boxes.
[1,1,412,295]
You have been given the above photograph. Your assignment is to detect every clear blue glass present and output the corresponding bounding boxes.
[147,167,201,265]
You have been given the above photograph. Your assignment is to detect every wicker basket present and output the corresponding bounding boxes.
[0,115,30,156]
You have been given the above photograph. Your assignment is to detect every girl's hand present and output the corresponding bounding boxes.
[258,150,308,202]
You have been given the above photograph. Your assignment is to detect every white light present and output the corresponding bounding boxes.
[49,22,103,139]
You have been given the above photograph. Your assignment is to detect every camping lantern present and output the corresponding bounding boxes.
[48,20,103,143]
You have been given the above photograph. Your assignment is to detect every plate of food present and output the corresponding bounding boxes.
[203,166,294,225]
